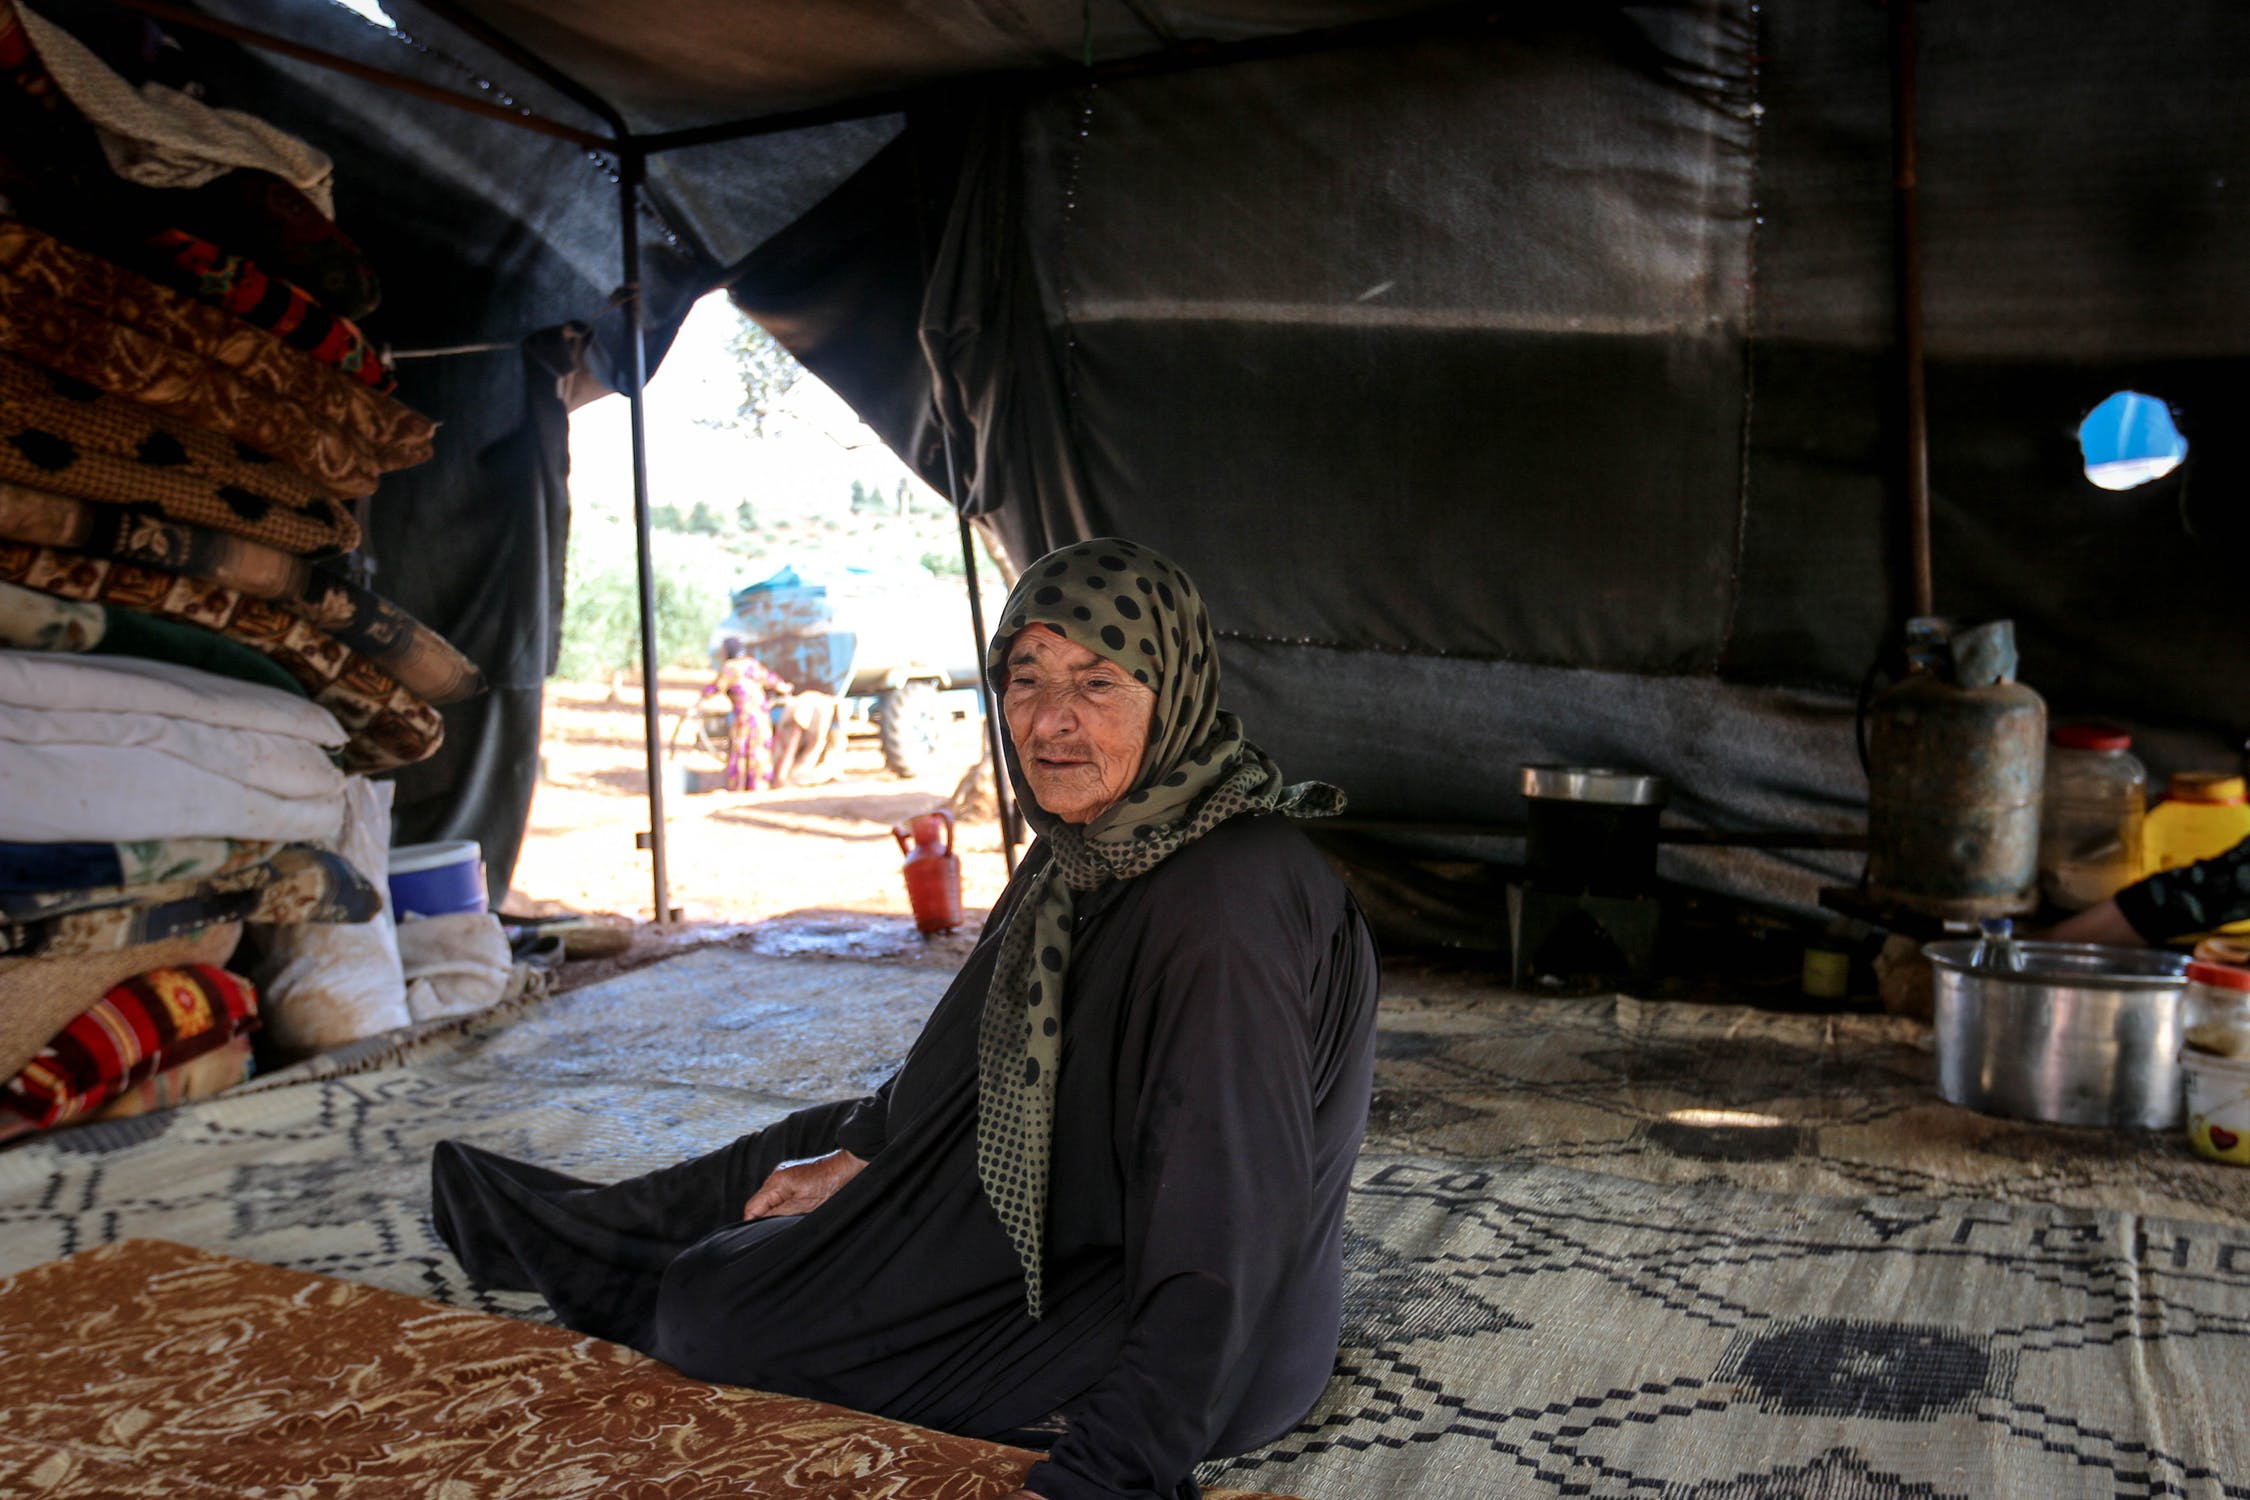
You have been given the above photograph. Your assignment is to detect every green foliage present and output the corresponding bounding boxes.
[921,546,965,578]
[555,543,724,681]
[735,500,759,531]
[648,502,683,531]
[848,478,892,515]
[719,312,805,438]
[686,500,723,535]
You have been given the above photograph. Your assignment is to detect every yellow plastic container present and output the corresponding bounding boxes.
[2142,772,2250,936]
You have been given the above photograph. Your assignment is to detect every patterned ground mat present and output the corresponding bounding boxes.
[1369,964,2250,1224]
[1208,1154,2250,1499]
[0,945,946,1308]
[2,946,2246,1497]
[0,1238,1289,1500]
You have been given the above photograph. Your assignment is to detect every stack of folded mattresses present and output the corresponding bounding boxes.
[0,2,485,1139]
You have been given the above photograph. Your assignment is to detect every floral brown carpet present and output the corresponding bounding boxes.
[0,1238,1292,1499]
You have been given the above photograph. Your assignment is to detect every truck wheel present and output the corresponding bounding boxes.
[876,679,944,777]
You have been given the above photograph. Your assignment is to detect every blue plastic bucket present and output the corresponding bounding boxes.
[388,840,487,919]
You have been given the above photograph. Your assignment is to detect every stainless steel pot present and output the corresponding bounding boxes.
[1926,940,2190,1129]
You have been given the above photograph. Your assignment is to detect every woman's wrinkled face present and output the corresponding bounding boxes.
[1002,626,1155,825]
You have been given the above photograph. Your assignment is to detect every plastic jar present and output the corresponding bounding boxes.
[2038,726,2146,910]
[2184,959,2250,1032]
[2184,1049,2250,1165]
[2182,962,2250,1164]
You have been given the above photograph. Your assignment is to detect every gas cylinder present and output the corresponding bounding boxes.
[1865,619,2047,918]
[894,809,963,934]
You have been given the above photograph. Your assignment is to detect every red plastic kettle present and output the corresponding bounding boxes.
[893,809,962,933]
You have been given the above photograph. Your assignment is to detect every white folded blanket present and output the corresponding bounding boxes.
[0,705,344,800]
[0,653,347,843]
[0,652,345,747]
[0,743,345,843]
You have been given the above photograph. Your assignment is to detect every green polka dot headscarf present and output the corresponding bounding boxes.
[976,537,1344,1316]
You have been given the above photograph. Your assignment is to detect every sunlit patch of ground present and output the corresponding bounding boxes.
[511,676,1014,937]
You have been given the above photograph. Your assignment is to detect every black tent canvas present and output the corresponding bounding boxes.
[25,0,2246,922]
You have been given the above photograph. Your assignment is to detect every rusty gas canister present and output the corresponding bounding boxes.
[1865,619,2048,919]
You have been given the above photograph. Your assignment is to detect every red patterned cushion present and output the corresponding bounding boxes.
[2,963,257,1128]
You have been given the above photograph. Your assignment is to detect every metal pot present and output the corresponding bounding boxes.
[1926,940,2190,1129]
[1518,766,1668,896]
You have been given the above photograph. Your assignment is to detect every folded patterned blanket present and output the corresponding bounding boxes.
[0,922,238,1085]
[0,2,382,321]
[1,840,358,922]
[0,542,442,772]
[0,578,304,697]
[1,962,257,1133]
[125,228,391,392]
[0,835,277,894]
[0,482,481,703]
[0,219,432,497]
[0,845,377,959]
[0,350,360,556]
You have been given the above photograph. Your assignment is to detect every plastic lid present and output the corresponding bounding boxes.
[2167,771,2248,805]
[388,839,482,874]
[2050,724,2132,753]
[2194,936,2250,967]
[2187,960,2250,992]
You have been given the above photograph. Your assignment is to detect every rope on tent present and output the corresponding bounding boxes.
[386,341,519,361]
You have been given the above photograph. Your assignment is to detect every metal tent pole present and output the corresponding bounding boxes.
[904,111,1020,873]
[618,148,675,923]
[1888,0,1934,620]
[955,507,1020,873]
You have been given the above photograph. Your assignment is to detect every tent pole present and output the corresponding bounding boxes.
[618,148,674,925]
[903,115,1020,872]
[956,508,1020,874]
[1888,0,1934,620]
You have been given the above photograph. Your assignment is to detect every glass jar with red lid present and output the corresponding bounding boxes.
[2039,724,2147,910]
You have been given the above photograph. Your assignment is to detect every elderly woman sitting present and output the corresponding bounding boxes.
[431,539,1380,1500]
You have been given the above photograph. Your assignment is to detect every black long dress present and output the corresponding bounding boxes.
[430,812,1381,1500]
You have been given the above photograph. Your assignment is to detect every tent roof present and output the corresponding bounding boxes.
[138,0,1470,300]
[405,0,1446,135]
[168,0,1457,143]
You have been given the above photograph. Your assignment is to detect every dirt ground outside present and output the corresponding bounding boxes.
[508,675,1016,935]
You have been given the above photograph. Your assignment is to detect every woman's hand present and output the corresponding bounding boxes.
[742,1149,868,1220]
